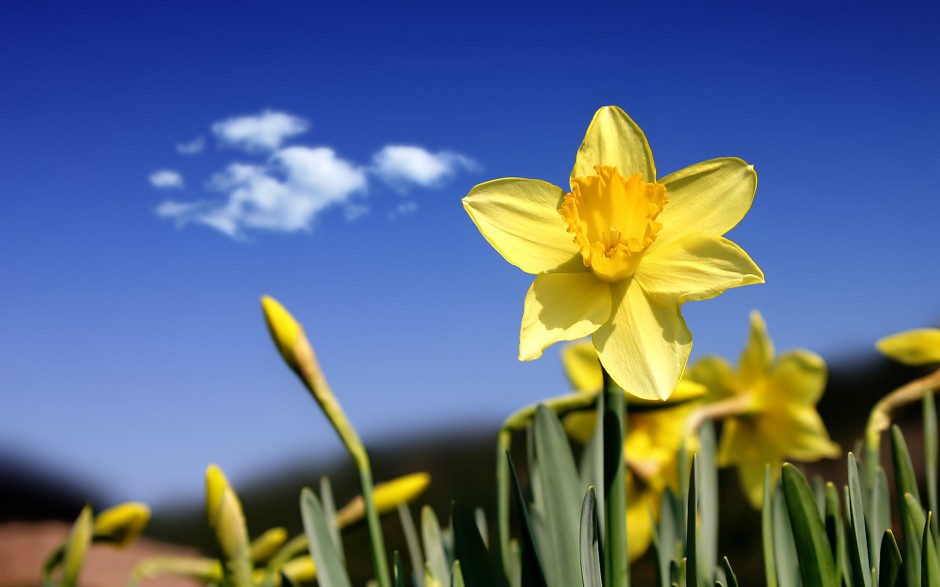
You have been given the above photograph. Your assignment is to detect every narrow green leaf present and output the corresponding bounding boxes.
[300,487,353,587]
[922,512,940,587]
[399,504,424,587]
[762,467,779,587]
[773,479,801,587]
[509,539,521,587]
[824,482,845,586]
[721,557,739,587]
[892,426,922,504]
[871,468,891,576]
[422,506,452,586]
[452,560,465,587]
[452,501,500,587]
[925,392,938,535]
[579,391,606,543]
[602,379,628,587]
[814,476,827,519]
[698,422,718,584]
[507,454,549,587]
[878,530,902,587]
[659,488,680,587]
[848,453,873,587]
[320,476,345,566]
[686,457,698,587]
[891,426,922,587]
[782,463,838,587]
[580,487,603,587]
[534,404,582,587]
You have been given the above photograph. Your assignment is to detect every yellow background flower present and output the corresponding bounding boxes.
[463,106,763,400]
[687,311,839,507]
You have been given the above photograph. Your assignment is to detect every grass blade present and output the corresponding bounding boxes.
[686,456,698,587]
[721,557,739,587]
[453,501,500,587]
[602,379,628,587]
[763,466,779,587]
[580,487,603,587]
[878,530,902,587]
[507,454,549,587]
[781,463,838,587]
[848,453,872,587]
[698,422,718,584]
[422,506,451,586]
[922,512,940,587]
[300,488,353,587]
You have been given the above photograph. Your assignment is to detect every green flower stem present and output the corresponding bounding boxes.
[865,367,940,481]
[291,334,391,587]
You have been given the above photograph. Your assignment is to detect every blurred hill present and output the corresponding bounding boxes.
[3,354,937,584]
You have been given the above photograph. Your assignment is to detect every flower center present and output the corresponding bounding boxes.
[559,166,668,282]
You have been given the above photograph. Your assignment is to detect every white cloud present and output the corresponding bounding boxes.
[176,136,205,155]
[156,147,367,237]
[212,110,309,152]
[149,170,184,189]
[372,145,478,189]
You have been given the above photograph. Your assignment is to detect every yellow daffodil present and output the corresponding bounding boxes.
[687,311,839,507]
[877,328,940,365]
[463,106,762,400]
[560,341,700,560]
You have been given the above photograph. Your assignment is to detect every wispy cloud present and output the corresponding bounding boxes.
[372,145,478,189]
[149,170,184,189]
[157,147,366,237]
[176,136,205,155]
[212,110,309,152]
[156,111,478,238]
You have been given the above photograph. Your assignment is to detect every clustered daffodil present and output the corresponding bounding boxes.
[560,342,702,560]
[463,106,763,400]
[687,311,839,507]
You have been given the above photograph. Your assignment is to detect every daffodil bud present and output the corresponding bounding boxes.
[250,527,288,563]
[205,465,253,587]
[335,472,431,528]
[280,556,317,583]
[93,502,150,548]
[261,296,304,374]
[877,328,940,365]
[60,505,94,587]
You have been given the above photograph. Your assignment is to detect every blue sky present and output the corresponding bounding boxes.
[2,0,938,506]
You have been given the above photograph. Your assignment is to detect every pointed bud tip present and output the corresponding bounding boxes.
[261,296,304,370]
[205,465,228,522]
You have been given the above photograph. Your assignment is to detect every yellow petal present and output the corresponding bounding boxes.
[281,556,317,582]
[572,106,656,182]
[249,527,288,563]
[520,273,612,361]
[764,350,826,406]
[634,233,763,305]
[562,412,597,444]
[738,310,775,387]
[717,419,777,508]
[561,342,604,392]
[877,328,940,365]
[93,502,150,548]
[592,280,691,400]
[687,356,738,401]
[768,406,840,462]
[463,178,582,274]
[653,158,757,249]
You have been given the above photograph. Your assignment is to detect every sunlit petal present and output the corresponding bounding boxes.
[593,280,691,400]
[635,233,763,304]
[653,158,757,249]
[686,356,738,401]
[572,106,655,182]
[463,178,582,274]
[765,350,826,406]
[519,273,612,360]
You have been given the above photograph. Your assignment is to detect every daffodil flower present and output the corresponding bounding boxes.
[687,311,839,507]
[560,341,700,560]
[463,106,763,400]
